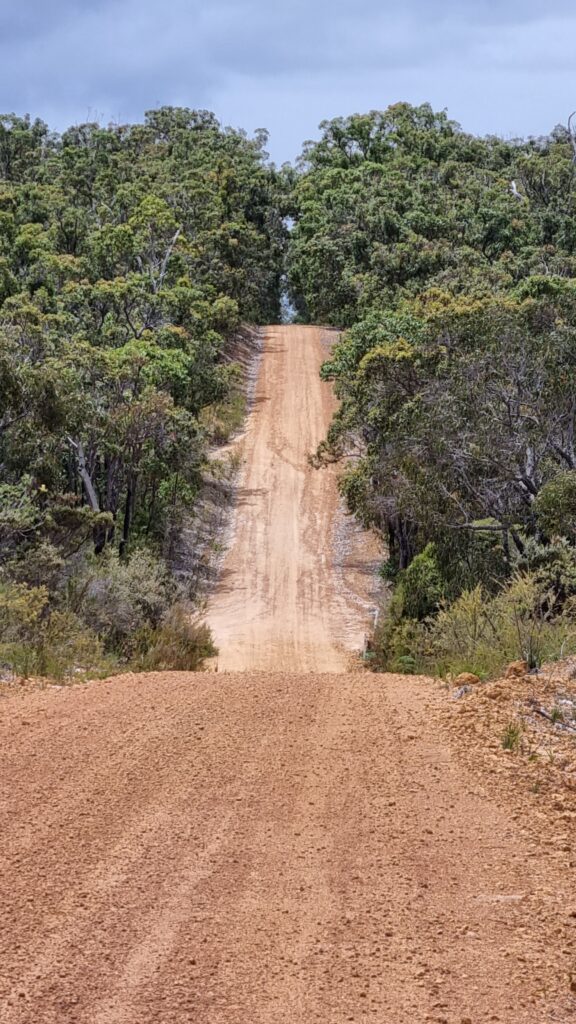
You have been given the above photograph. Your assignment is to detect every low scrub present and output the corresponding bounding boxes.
[373,572,576,679]
[0,550,216,681]
[70,549,176,659]
[0,582,106,680]
[134,601,216,671]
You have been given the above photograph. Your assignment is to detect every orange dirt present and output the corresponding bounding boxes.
[0,325,574,1023]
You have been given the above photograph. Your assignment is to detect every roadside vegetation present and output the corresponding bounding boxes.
[4,101,576,682]
[0,108,285,678]
[288,102,576,677]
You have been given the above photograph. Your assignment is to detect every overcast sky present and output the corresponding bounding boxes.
[1,0,575,163]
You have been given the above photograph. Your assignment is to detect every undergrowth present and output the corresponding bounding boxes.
[0,550,217,682]
[371,569,576,679]
[200,364,246,444]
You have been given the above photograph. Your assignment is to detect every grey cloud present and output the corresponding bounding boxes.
[0,0,574,161]
[0,1,113,39]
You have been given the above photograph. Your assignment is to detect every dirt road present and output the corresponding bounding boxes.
[1,324,574,1022]
[207,325,379,671]
[1,671,573,1023]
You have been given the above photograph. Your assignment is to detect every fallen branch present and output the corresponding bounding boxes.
[527,698,576,733]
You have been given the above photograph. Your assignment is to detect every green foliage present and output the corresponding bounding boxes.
[429,575,560,673]
[0,580,49,637]
[289,103,576,673]
[514,537,576,610]
[0,548,216,676]
[70,549,175,657]
[374,574,576,678]
[393,544,444,621]
[5,101,576,679]
[0,107,279,675]
[0,108,283,544]
[371,614,428,675]
[135,601,216,671]
[535,473,576,542]
[0,581,104,679]
[28,610,105,681]
[199,362,246,443]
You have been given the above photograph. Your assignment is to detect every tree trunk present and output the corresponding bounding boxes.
[119,478,136,560]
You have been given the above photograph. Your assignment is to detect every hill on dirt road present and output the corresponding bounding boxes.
[207,325,380,672]
[0,325,574,1023]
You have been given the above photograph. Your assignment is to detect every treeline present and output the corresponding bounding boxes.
[0,108,285,677]
[288,103,576,676]
[4,101,576,681]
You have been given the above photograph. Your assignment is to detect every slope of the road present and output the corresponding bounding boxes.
[0,670,573,1023]
[207,325,378,671]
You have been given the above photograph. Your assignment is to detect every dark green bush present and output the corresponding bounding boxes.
[393,543,444,621]
[535,472,576,542]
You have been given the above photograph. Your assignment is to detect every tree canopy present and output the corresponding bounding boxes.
[0,107,285,674]
[288,102,576,673]
[4,100,576,678]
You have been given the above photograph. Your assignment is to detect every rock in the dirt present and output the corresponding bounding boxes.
[453,686,471,700]
[505,660,529,678]
[455,672,481,686]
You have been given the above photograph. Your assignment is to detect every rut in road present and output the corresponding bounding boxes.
[207,324,379,671]
[0,322,573,1024]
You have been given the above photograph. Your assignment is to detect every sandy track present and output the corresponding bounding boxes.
[0,671,572,1023]
[207,325,378,671]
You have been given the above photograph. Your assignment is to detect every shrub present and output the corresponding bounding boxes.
[5,541,65,591]
[535,472,576,541]
[372,572,576,678]
[426,584,495,675]
[0,582,104,679]
[372,544,443,671]
[434,526,509,599]
[515,537,576,611]
[71,549,175,656]
[134,601,216,671]
[28,610,105,679]
[427,574,576,675]
[0,549,216,678]
[394,543,444,621]
[0,581,48,638]
[371,615,428,673]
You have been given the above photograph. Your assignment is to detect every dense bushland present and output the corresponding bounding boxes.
[0,108,285,677]
[288,103,576,676]
[5,100,576,680]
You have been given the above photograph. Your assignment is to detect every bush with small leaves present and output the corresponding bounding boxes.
[535,472,576,542]
[134,601,216,671]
